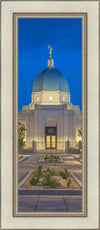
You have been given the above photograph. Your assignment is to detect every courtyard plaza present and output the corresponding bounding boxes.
[18,153,82,212]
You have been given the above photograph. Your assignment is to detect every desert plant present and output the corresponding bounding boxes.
[30,177,38,186]
[67,178,71,187]
[43,173,52,185]
[44,155,49,161]
[30,166,43,186]
[38,165,42,171]
[42,173,57,188]
[35,165,43,178]
[60,170,69,180]
[48,168,56,176]
[49,154,53,161]
[54,156,59,161]
[18,155,23,160]
[49,179,57,188]
[44,154,60,162]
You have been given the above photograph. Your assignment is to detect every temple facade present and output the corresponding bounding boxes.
[18,48,82,152]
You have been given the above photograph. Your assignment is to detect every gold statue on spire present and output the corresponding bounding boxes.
[48,45,53,59]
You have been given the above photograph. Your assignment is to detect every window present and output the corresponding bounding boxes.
[50,96,52,101]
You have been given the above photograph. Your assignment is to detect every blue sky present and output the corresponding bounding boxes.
[18,18,82,111]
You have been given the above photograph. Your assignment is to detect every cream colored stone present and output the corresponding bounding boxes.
[38,177,45,186]
[52,176,67,187]
[59,179,67,187]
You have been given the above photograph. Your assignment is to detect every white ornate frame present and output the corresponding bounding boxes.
[1,0,99,229]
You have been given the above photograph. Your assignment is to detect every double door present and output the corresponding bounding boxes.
[45,127,57,149]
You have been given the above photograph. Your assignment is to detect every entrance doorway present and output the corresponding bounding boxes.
[45,127,57,149]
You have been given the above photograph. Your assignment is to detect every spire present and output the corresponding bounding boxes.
[47,45,54,68]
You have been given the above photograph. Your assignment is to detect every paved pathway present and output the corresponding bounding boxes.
[18,153,82,212]
[18,195,82,212]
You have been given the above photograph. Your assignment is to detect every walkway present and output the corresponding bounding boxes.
[18,195,82,212]
[18,153,82,212]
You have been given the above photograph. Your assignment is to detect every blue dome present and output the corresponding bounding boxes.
[33,67,69,92]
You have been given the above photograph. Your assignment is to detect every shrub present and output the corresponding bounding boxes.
[30,166,43,186]
[49,154,53,161]
[44,155,49,161]
[35,165,43,178]
[18,155,23,160]
[43,173,52,185]
[38,165,42,172]
[42,173,57,188]
[44,154,60,161]
[30,177,38,186]
[67,178,71,187]
[44,154,60,162]
[54,156,59,161]
[49,179,57,188]
[48,168,56,176]
[18,122,26,148]
[60,170,69,180]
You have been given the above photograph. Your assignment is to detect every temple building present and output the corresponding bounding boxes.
[18,46,82,152]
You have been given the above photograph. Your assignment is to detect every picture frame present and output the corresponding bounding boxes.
[14,12,86,218]
[0,0,99,229]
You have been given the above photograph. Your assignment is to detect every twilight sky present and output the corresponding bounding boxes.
[18,18,82,111]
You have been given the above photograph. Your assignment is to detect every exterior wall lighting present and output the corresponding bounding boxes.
[50,96,52,101]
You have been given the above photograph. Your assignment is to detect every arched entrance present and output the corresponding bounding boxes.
[45,119,57,149]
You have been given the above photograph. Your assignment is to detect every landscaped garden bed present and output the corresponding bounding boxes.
[21,165,81,190]
[18,155,23,161]
[18,155,29,163]
[39,154,63,163]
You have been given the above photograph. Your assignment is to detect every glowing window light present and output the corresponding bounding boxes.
[50,96,52,101]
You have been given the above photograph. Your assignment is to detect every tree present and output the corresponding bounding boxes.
[77,128,82,156]
[18,122,26,153]
[77,127,82,137]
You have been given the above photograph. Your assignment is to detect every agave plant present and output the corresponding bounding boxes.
[67,178,71,187]
[60,169,69,180]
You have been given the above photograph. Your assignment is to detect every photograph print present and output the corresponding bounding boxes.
[18,17,83,213]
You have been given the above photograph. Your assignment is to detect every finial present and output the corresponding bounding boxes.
[48,45,53,59]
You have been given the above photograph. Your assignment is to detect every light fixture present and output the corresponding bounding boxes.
[50,96,52,101]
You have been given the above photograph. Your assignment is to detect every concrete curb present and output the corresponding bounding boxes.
[18,169,33,189]
[39,156,43,162]
[39,155,64,163]
[68,170,82,188]
[18,189,82,196]
[73,155,82,163]
[18,157,29,164]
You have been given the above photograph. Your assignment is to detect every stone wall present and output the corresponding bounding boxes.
[31,90,70,105]
[18,104,82,152]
